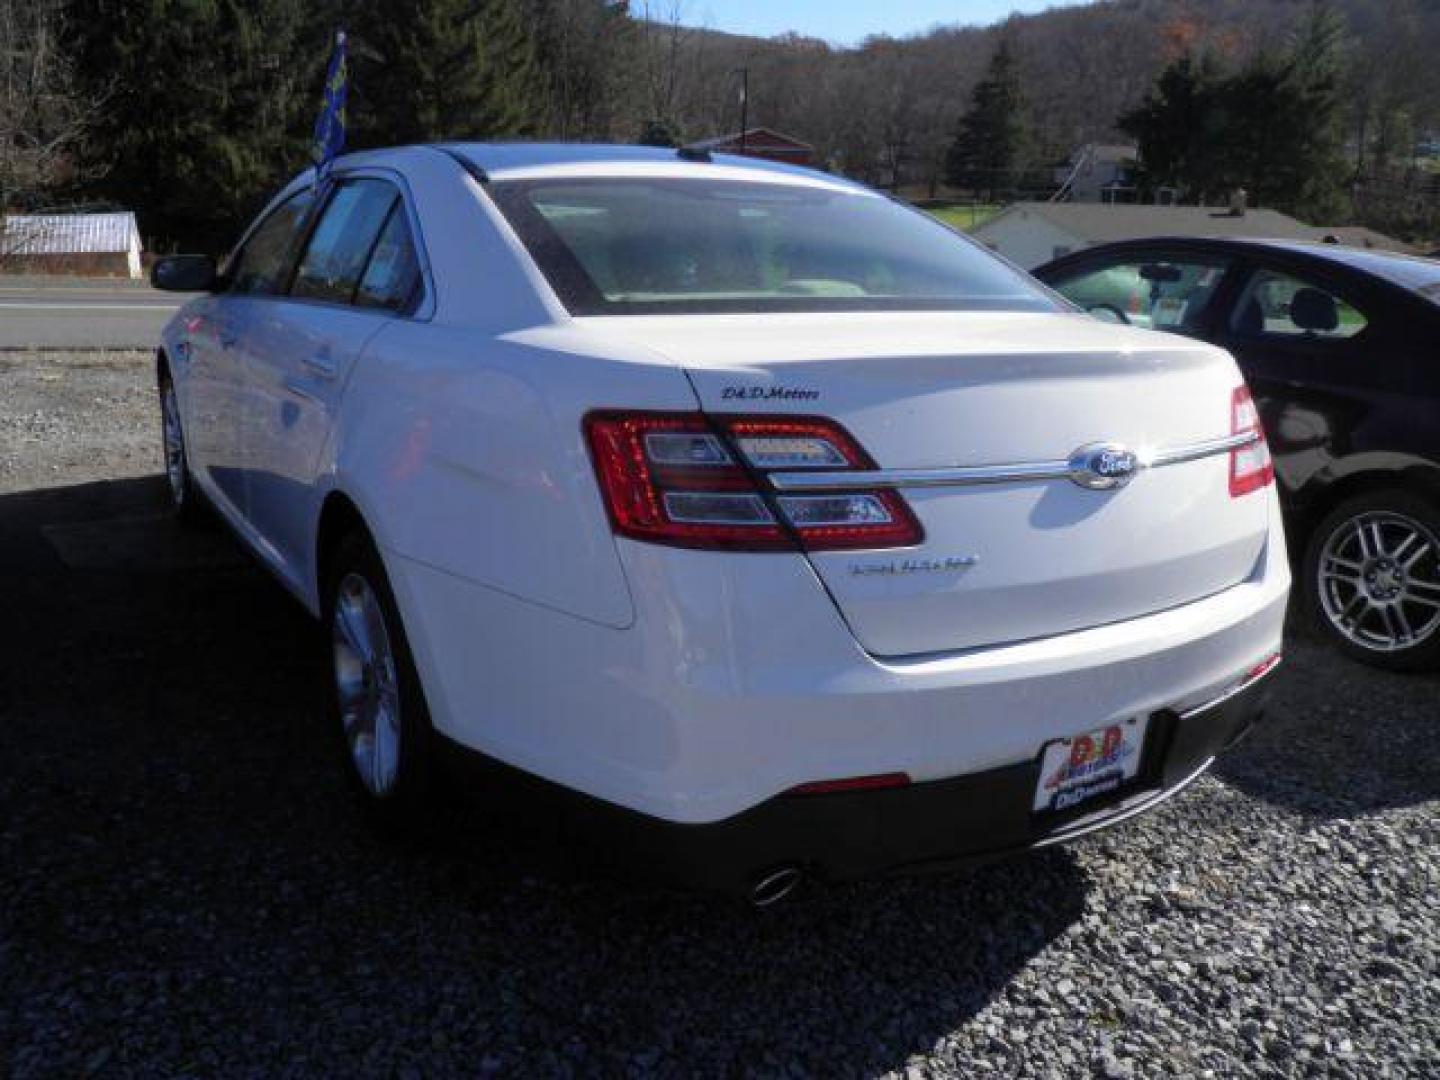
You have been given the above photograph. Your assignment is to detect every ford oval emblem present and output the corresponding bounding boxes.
[1067,442,1140,490]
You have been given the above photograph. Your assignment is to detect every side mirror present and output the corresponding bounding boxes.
[151,254,218,292]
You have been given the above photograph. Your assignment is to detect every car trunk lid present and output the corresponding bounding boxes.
[578,311,1270,656]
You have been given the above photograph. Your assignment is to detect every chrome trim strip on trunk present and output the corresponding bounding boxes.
[766,430,1260,492]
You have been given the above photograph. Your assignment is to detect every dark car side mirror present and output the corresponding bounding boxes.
[151,254,218,292]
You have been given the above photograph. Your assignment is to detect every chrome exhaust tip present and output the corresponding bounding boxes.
[750,865,804,908]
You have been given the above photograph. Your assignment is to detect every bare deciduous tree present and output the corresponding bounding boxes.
[0,0,99,213]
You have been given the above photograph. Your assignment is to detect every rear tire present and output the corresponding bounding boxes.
[1303,489,1440,671]
[323,529,438,830]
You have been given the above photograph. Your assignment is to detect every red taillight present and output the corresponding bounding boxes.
[584,411,923,552]
[584,412,790,550]
[1229,386,1274,497]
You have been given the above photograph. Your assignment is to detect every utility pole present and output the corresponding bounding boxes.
[734,67,749,155]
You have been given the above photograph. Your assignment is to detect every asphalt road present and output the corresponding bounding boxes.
[0,278,181,349]
[1,352,1436,1078]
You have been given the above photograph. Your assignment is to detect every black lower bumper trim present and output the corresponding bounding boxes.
[437,676,1269,894]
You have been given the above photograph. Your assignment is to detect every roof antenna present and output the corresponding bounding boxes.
[676,146,712,163]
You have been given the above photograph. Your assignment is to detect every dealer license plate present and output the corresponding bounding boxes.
[1033,717,1149,814]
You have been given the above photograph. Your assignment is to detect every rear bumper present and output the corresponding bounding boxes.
[393,507,1288,823]
[440,671,1270,893]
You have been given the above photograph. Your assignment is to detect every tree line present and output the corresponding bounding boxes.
[2,0,1438,252]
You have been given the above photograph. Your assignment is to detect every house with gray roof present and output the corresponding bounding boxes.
[971,201,1415,270]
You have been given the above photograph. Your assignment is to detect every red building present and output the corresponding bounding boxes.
[686,128,814,167]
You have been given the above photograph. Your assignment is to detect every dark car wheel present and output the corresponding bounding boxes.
[159,375,202,524]
[324,529,438,828]
[1304,490,1440,671]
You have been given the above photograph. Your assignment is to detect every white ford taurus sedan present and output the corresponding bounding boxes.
[152,143,1289,901]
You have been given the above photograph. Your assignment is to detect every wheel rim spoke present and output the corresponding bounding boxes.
[1339,592,1368,626]
[1354,522,1376,559]
[1368,521,1389,558]
[1402,542,1432,573]
[1377,604,1402,643]
[337,596,371,659]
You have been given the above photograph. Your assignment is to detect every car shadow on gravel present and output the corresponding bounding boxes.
[1,474,1091,1077]
[1213,621,1440,821]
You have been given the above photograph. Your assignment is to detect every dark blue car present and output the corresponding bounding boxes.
[1038,238,1440,671]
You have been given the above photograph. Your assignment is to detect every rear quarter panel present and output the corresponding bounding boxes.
[328,320,701,630]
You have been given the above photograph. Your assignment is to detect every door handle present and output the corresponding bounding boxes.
[302,350,338,379]
[283,376,324,403]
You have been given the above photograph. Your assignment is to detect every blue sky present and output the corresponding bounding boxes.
[694,1,1083,45]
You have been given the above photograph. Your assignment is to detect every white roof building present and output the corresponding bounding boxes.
[971,202,1415,271]
[1,212,143,278]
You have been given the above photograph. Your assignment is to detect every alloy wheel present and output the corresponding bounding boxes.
[332,572,403,796]
[1317,511,1440,653]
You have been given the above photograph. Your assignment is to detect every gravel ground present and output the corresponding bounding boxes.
[0,350,160,492]
[0,351,1436,1078]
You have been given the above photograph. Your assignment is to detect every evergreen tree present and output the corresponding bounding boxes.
[1122,1,1351,221]
[1119,51,1228,203]
[67,0,322,251]
[349,0,544,146]
[1279,0,1349,219]
[944,36,1027,200]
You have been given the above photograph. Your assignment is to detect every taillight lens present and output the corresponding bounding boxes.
[1229,386,1274,497]
[584,412,923,552]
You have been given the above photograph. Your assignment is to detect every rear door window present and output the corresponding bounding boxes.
[1230,268,1368,340]
[291,179,399,304]
[1049,256,1231,332]
[226,191,315,296]
[354,205,421,311]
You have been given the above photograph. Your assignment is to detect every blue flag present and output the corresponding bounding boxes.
[311,30,348,188]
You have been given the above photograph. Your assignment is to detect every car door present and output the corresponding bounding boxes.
[1040,246,1239,339]
[238,174,425,588]
[185,189,315,516]
[1209,260,1383,502]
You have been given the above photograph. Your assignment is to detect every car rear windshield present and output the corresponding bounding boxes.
[487,176,1057,316]
[1314,246,1440,303]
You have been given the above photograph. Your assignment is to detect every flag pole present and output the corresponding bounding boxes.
[311,29,349,193]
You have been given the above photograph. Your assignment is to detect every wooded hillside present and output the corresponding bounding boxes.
[5,0,1437,249]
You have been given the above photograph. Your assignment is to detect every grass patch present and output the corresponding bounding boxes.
[922,203,1003,232]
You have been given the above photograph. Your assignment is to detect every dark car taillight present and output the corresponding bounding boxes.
[584,411,923,552]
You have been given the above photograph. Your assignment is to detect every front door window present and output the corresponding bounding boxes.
[1050,256,1231,333]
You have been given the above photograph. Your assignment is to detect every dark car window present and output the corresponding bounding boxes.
[292,179,399,304]
[226,191,315,296]
[1231,269,1368,341]
[1048,256,1230,332]
[354,204,421,311]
